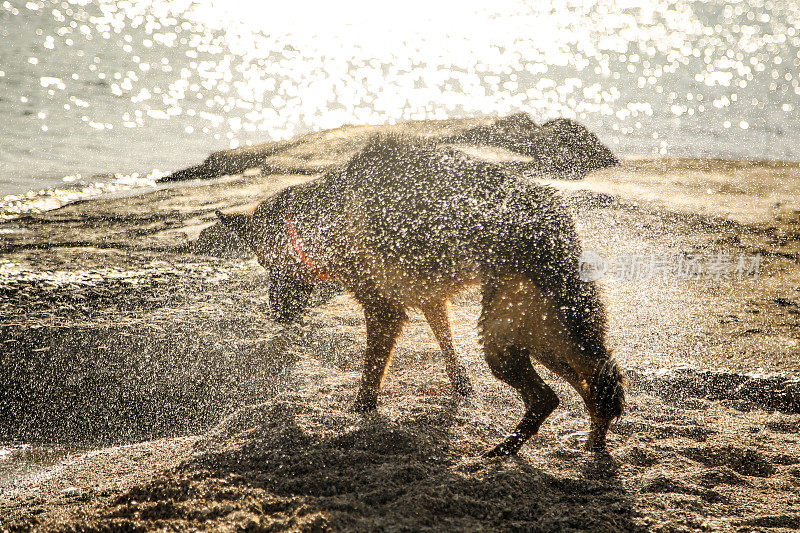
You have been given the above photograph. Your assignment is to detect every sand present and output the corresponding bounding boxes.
[1,118,799,532]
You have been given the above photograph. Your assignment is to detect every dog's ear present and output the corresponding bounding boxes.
[215,211,249,238]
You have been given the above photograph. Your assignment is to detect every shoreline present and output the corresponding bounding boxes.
[3,111,800,225]
[2,150,799,228]
[1,117,799,531]
[3,151,798,231]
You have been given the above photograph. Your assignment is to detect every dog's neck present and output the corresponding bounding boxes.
[284,210,331,281]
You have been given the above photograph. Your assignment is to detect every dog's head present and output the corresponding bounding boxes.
[216,205,314,323]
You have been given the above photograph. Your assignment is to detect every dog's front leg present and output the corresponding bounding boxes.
[421,300,473,396]
[352,299,407,412]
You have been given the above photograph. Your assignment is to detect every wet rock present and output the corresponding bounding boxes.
[162,139,306,181]
[163,114,617,183]
[442,113,618,179]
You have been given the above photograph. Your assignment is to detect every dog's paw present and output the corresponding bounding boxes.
[483,438,521,458]
[453,379,474,397]
[585,432,608,452]
[349,399,378,414]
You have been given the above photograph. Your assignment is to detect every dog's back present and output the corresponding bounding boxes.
[339,135,591,307]
[338,135,569,276]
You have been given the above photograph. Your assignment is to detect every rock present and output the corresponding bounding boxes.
[161,139,307,182]
[61,487,80,498]
[442,113,618,179]
[162,114,617,183]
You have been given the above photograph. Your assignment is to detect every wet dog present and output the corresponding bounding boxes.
[218,134,624,455]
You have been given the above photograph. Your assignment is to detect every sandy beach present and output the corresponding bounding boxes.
[1,118,799,532]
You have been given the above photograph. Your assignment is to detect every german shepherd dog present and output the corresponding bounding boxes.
[217,135,624,455]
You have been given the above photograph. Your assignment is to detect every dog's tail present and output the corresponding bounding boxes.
[531,247,624,422]
[497,183,624,419]
[590,358,625,421]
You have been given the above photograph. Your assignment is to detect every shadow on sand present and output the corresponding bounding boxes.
[95,396,644,532]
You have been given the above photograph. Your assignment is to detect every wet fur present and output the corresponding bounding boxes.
[218,134,624,454]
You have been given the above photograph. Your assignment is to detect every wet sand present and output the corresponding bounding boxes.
[1,119,799,531]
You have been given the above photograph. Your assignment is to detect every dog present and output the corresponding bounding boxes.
[217,134,624,455]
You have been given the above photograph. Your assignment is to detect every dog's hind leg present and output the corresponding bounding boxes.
[532,339,624,451]
[482,344,559,457]
[352,298,407,413]
[479,274,561,456]
[479,272,622,453]
[421,299,473,396]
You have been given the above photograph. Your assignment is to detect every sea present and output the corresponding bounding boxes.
[0,0,799,220]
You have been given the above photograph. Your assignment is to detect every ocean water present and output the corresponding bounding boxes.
[1,0,799,218]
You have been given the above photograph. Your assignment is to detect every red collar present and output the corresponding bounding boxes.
[285,211,331,281]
